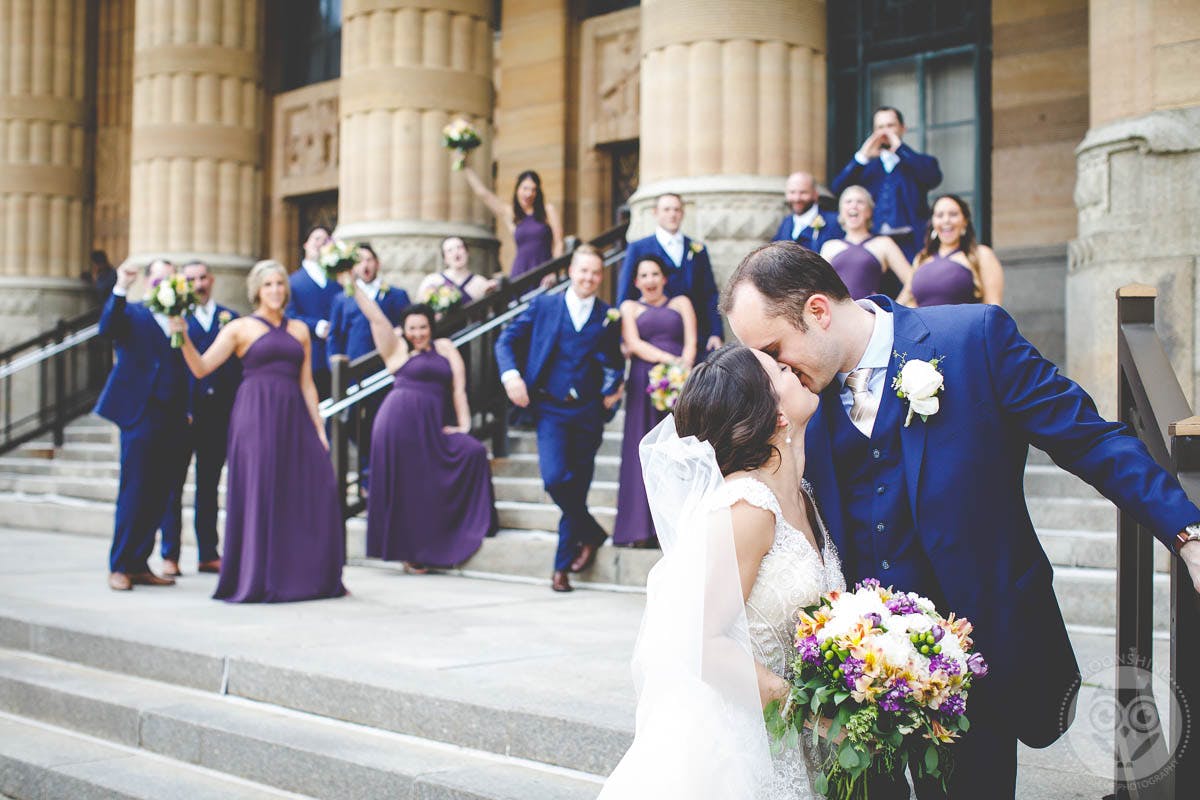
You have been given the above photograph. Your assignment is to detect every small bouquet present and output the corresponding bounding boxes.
[646,362,689,413]
[144,274,196,348]
[766,579,987,799]
[319,239,360,296]
[422,284,462,314]
[443,118,482,170]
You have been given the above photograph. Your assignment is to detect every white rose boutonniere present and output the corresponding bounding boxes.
[377,280,389,299]
[810,215,826,232]
[604,308,621,327]
[891,352,945,427]
[217,310,233,328]
[687,241,703,262]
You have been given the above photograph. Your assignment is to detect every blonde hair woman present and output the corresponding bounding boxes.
[818,185,913,299]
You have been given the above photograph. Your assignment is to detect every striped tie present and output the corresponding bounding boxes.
[845,368,879,434]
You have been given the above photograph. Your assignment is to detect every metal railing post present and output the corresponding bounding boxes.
[52,319,66,448]
[329,356,350,521]
[1169,418,1200,792]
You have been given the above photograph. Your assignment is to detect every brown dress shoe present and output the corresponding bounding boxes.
[161,559,182,577]
[129,571,176,586]
[551,570,573,592]
[569,542,599,573]
[108,572,133,591]
[197,559,221,574]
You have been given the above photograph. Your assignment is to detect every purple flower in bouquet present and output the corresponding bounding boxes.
[855,578,881,591]
[797,635,821,666]
[967,653,989,677]
[928,653,961,676]
[885,593,921,615]
[938,693,967,718]
[879,678,912,712]
[864,612,882,629]
[930,625,945,643]
[841,655,866,690]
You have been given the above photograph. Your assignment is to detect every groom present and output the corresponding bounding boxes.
[495,245,624,593]
[723,242,1200,798]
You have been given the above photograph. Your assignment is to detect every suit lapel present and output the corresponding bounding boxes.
[882,300,936,518]
[805,386,847,555]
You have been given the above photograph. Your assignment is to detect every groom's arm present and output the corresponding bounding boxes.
[982,305,1200,551]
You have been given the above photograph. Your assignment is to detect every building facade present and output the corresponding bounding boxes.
[0,0,1197,414]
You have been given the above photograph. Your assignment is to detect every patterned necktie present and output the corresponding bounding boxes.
[845,368,879,432]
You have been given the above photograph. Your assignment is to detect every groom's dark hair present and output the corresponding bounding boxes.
[720,242,850,332]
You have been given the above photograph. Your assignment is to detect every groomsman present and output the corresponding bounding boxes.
[496,246,625,592]
[617,194,723,357]
[831,106,942,261]
[287,226,340,398]
[158,261,240,577]
[95,259,190,591]
[771,171,843,251]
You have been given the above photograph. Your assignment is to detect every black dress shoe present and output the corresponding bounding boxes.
[551,571,573,592]
[569,542,599,573]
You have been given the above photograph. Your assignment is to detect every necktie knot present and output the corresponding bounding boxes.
[845,368,878,432]
[845,368,871,394]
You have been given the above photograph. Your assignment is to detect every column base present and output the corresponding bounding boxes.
[0,277,96,348]
[333,221,500,298]
[628,176,787,292]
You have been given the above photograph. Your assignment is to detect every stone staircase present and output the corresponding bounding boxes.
[0,413,1169,630]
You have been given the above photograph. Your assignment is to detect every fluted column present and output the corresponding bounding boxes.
[631,0,827,287]
[128,0,264,307]
[336,0,497,293]
[0,0,93,335]
[94,0,135,265]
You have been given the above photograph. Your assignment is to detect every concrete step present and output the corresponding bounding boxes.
[1022,464,1103,500]
[493,476,618,508]
[15,442,122,462]
[499,430,624,459]
[0,472,227,509]
[0,649,601,800]
[1053,566,1170,630]
[1026,495,1115,533]
[491,454,621,483]
[496,500,617,536]
[1039,528,1171,573]
[0,715,311,800]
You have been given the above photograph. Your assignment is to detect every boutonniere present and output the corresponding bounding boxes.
[687,241,703,261]
[810,216,826,232]
[604,308,621,327]
[377,280,389,299]
[891,351,945,427]
[217,310,233,328]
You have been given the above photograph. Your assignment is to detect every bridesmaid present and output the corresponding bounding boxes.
[416,236,498,311]
[613,255,697,547]
[172,260,346,603]
[900,194,1005,307]
[461,166,563,278]
[348,283,497,572]
[818,185,913,299]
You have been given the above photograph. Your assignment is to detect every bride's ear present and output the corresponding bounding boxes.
[777,410,788,430]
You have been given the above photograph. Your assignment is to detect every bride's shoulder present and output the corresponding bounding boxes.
[714,473,780,516]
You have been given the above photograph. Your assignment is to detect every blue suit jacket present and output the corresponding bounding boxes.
[494,293,624,401]
[617,234,722,343]
[94,294,189,428]
[327,287,411,364]
[286,267,341,372]
[187,305,241,414]
[804,297,1200,748]
[771,209,843,251]
[830,144,942,236]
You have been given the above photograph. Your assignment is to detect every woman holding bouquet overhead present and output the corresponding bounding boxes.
[346,279,496,573]
[612,255,696,548]
[170,260,346,603]
[459,165,563,279]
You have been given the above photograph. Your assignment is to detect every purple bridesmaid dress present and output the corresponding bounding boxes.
[366,349,497,566]
[910,249,979,306]
[510,215,553,278]
[613,303,686,546]
[830,237,884,300]
[215,317,347,603]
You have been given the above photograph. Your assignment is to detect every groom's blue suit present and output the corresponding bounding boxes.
[804,297,1200,797]
[495,293,624,571]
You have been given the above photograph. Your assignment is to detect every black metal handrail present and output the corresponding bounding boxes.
[1114,284,1200,798]
[323,222,629,518]
[0,305,110,455]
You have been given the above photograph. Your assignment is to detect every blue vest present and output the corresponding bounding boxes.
[189,308,241,411]
[829,384,941,603]
[540,311,604,403]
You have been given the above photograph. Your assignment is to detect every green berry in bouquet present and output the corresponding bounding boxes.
[143,273,197,348]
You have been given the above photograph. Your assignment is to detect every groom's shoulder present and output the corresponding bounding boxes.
[906,301,991,336]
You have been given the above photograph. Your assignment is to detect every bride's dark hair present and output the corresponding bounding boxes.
[674,344,780,476]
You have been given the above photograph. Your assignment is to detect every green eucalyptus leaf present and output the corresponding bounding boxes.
[924,744,939,773]
[814,772,829,795]
[838,743,860,771]
[834,690,851,705]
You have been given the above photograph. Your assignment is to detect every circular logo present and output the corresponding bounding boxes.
[1060,648,1191,789]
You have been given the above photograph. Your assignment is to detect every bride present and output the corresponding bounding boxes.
[599,344,845,799]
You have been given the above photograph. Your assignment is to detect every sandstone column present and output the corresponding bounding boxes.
[0,0,93,332]
[128,0,264,309]
[630,0,827,287]
[94,0,135,265]
[336,0,496,293]
[1069,0,1200,417]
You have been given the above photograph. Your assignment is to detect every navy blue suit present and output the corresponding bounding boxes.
[287,266,340,397]
[159,306,241,563]
[617,234,722,347]
[804,298,1200,797]
[495,293,624,571]
[327,286,411,364]
[831,144,942,260]
[94,293,190,575]
[771,208,843,252]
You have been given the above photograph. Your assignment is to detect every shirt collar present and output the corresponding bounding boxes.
[836,299,894,388]
[792,204,819,229]
[566,287,595,310]
[655,226,683,246]
[880,149,900,173]
[301,259,326,288]
[357,277,381,300]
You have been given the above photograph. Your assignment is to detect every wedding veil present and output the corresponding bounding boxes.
[598,416,773,799]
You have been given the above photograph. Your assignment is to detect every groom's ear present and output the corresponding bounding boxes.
[805,293,835,331]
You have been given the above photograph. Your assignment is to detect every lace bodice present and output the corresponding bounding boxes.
[717,477,846,678]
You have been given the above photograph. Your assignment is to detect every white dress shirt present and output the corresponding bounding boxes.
[790,204,820,239]
[835,299,894,437]
[655,226,685,267]
[113,284,172,338]
[856,147,901,174]
[500,289,596,387]
[300,258,331,338]
[356,278,382,301]
[193,298,217,332]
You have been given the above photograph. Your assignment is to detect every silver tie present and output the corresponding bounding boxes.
[845,368,879,432]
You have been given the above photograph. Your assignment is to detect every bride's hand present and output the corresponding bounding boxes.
[1181,540,1200,594]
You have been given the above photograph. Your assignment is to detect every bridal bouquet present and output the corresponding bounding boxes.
[422,284,462,313]
[443,118,482,170]
[144,274,196,348]
[319,239,360,295]
[646,362,689,412]
[766,579,987,799]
